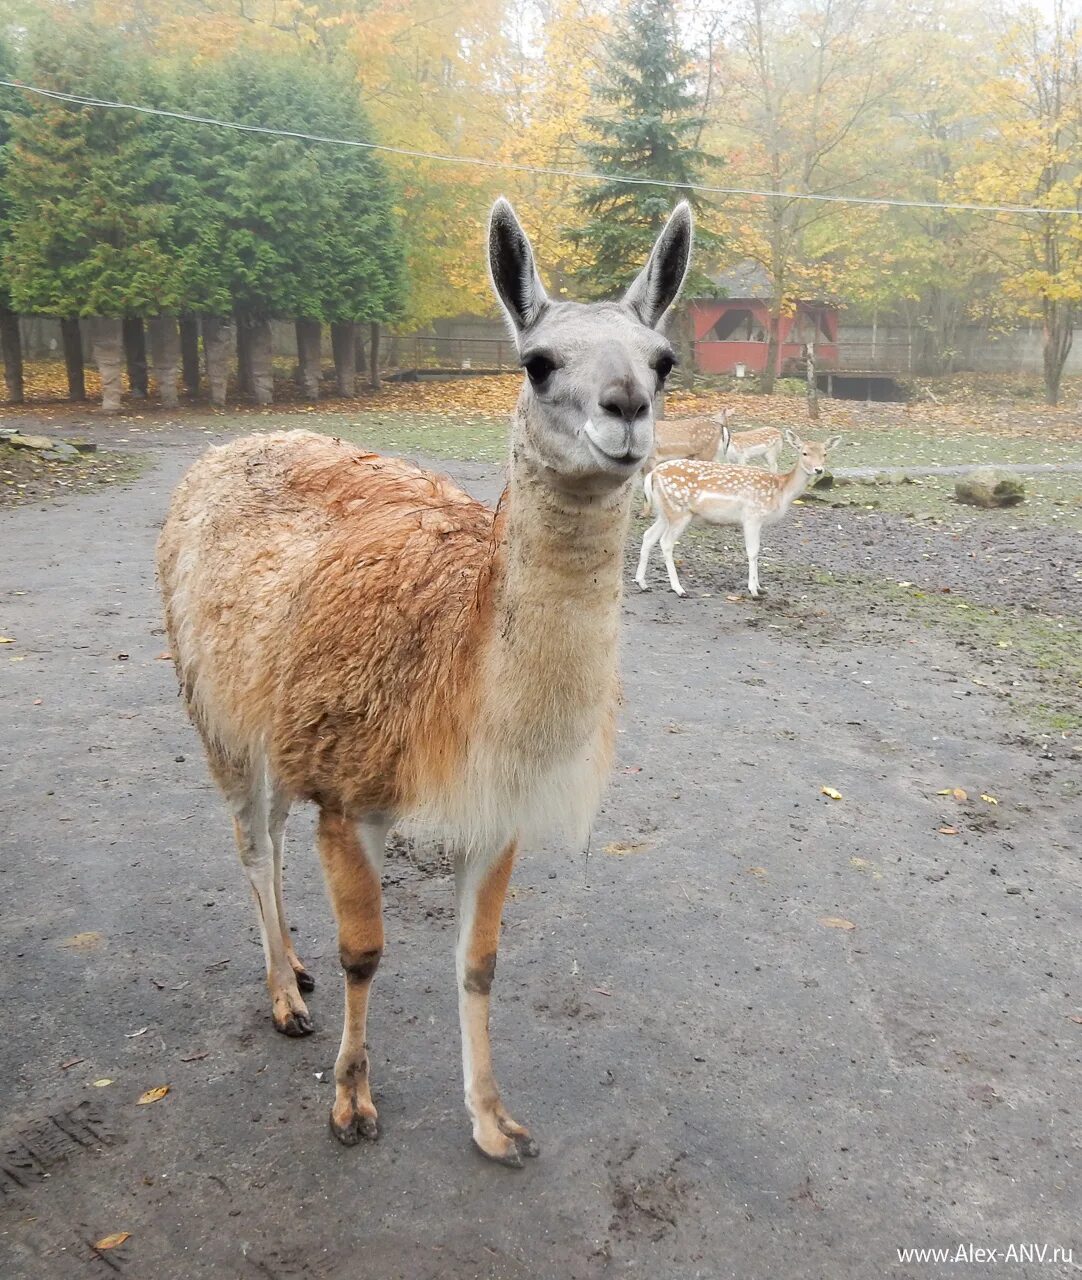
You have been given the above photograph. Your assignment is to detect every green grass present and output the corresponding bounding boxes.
[797,569,1082,733]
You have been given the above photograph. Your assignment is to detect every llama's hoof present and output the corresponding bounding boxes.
[293,967,316,992]
[472,1136,526,1168]
[512,1132,540,1159]
[330,1109,379,1145]
[274,1008,314,1037]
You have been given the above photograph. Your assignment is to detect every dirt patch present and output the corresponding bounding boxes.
[0,441,143,507]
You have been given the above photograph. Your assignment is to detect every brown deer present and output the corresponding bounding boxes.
[722,422,785,471]
[156,198,693,1166]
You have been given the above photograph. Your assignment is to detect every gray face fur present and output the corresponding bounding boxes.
[488,198,694,497]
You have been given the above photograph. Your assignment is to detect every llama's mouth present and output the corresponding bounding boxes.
[582,419,647,471]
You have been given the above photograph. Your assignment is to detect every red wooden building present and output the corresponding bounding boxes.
[689,261,839,377]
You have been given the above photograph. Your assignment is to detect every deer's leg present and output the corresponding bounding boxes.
[268,781,314,992]
[744,520,763,597]
[230,770,312,1037]
[635,517,665,590]
[455,841,537,1167]
[660,513,692,596]
[318,810,388,1145]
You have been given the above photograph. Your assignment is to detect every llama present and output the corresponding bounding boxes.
[156,198,693,1166]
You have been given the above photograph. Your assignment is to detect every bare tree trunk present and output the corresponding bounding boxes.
[369,321,382,390]
[672,304,696,392]
[179,314,201,397]
[61,317,85,401]
[123,316,149,399]
[805,342,820,420]
[762,300,782,394]
[201,315,233,408]
[331,321,357,396]
[1042,300,1073,407]
[0,307,24,403]
[354,326,366,376]
[90,316,124,413]
[249,316,273,405]
[295,318,322,400]
[235,316,254,397]
[147,315,180,408]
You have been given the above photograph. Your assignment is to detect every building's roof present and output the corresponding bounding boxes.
[701,259,838,307]
[707,260,775,299]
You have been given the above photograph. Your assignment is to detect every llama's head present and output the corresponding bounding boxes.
[488,198,693,497]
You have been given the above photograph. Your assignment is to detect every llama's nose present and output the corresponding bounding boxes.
[600,379,650,425]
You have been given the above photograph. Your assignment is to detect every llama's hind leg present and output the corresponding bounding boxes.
[228,764,313,1036]
[268,782,314,993]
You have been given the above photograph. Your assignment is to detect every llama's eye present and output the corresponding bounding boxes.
[524,354,556,385]
[655,354,675,382]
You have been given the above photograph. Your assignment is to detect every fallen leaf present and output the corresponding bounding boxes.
[1067,1014,1082,1025]
[0,636,13,644]
[951,788,967,801]
[156,651,172,660]
[820,786,843,801]
[136,1085,169,1105]
[603,840,651,856]
[622,766,642,774]
[124,1027,148,1038]
[980,793,998,805]
[725,594,742,603]
[94,1233,130,1251]
[938,826,959,835]
[818,916,856,930]
[60,1056,84,1070]
[92,1078,113,1087]
[60,931,102,950]
[746,866,768,878]
[116,653,129,661]
[180,1051,208,1062]
[592,987,613,997]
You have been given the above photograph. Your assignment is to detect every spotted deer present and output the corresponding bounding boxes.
[636,428,840,598]
[722,423,785,471]
[156,199,693,1166]
[639,408,734,514]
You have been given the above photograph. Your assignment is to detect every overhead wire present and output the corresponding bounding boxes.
[1,76,1079,218]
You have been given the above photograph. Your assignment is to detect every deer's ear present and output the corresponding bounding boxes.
[488,198,548,341]
[624,202,694,329]
[826,434,842,449]
[783,427,801,448]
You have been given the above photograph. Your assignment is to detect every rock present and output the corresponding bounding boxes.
[955,469,1025,508]
[48,441,80,458]
[8,433,55,451]
[811,472,834,490]
[70,439,97,454]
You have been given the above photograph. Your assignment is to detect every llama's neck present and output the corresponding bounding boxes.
[493,439,631,700]
[457,403,632,842]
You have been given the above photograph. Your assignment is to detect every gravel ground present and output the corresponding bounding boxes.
[1,424,1079,1280]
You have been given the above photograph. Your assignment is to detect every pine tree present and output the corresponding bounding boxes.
[572,0,721,300]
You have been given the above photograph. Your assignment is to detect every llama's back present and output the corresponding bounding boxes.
[157,431,498,811]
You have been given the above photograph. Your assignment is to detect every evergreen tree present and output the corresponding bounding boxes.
[572,0,721,300]
[4,21,186,318]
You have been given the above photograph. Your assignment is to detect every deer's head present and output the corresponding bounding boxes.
[784,428,841,477]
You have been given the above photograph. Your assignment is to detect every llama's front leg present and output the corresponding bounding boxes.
[317,811,388,1145]
[455,841,538,1167]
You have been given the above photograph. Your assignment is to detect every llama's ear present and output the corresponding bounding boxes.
[624,201,694,329]
[488,198,547,342]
